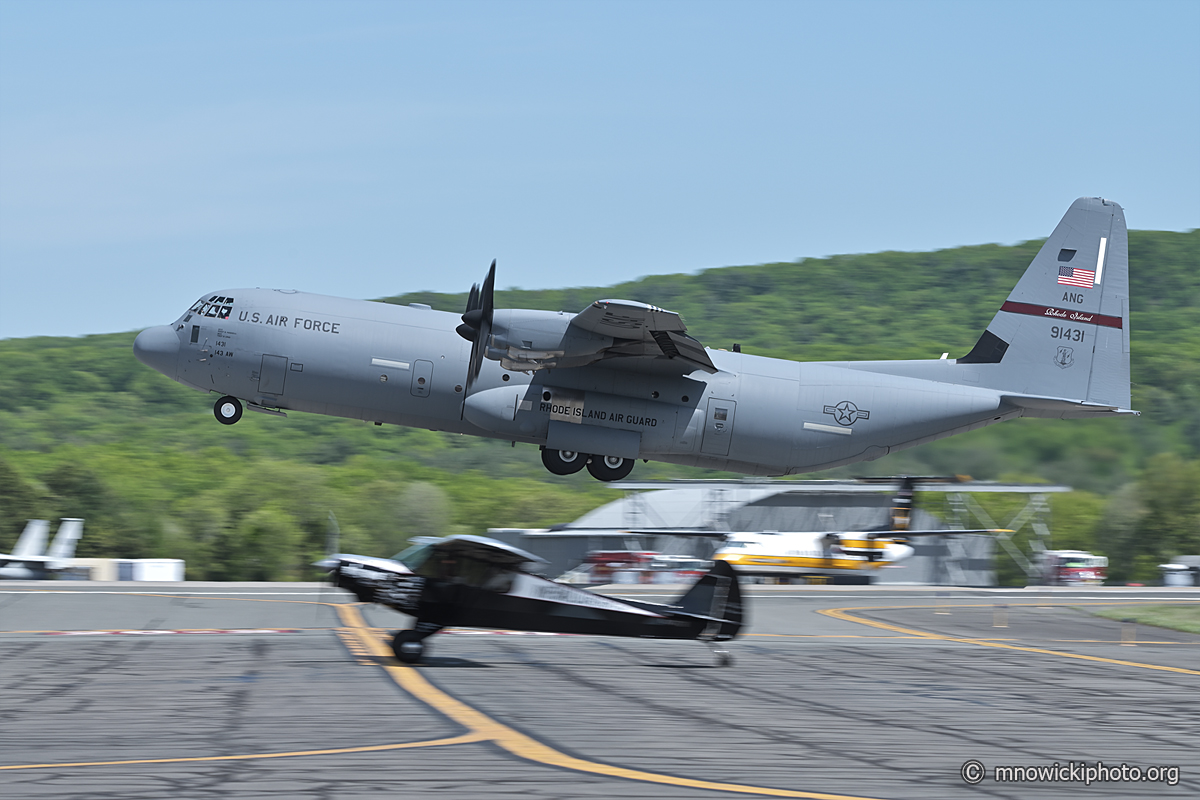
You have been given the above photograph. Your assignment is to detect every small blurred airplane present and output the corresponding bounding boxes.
[0,519,85,580]
[714,478,1007,584]
[317,533,744,665]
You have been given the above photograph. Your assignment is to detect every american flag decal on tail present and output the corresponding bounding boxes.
[1057,265,1096,288]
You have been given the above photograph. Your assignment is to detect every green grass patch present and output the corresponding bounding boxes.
[1092,605,1200,635]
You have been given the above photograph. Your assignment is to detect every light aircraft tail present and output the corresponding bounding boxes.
[10,520,49,558]
[677,559,743,640]
[958,197,1133,416]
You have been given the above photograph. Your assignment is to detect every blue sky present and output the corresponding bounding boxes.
[1,0,1197,339]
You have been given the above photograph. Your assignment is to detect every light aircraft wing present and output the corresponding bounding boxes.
[411,534,547,568]
[570,299,717,374]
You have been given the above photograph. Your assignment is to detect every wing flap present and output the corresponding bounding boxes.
[571,300,684,337]
[569,300,717,373]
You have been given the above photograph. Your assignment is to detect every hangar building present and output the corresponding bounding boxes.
[488,479,1067,586]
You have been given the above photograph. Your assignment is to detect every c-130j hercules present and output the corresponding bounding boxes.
[135,198,1135,481]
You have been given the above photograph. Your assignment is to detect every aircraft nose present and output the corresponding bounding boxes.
[133,325,181,377]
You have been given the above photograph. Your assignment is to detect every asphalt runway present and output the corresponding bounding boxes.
[1,583,1197,799]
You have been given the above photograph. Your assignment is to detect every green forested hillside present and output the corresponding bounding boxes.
[2,230,1197,583]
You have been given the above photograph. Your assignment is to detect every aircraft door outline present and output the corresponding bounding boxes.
[701,398,736,456]
[411,360,433,397]
[260,354,289,395]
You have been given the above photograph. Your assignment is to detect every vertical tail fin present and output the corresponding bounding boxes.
[11,520,49,558]
[677,558,744,640]
[46,518,84,562]
[959,197,1131,410]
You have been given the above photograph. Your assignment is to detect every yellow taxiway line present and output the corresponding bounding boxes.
[2,596,893,798]
[0,733,486,771]
[337,604,891,800]
[818,601,1200,677]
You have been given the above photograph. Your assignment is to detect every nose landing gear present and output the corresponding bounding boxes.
[214,396,243,425]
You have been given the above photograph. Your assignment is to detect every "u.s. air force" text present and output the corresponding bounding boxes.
[239,312,341,334]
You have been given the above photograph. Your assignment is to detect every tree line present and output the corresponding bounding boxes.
[1,230,1196,583]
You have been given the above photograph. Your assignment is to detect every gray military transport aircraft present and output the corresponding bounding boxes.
[134,197,1134,481]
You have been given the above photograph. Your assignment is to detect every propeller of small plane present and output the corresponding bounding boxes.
[455,260,496,394]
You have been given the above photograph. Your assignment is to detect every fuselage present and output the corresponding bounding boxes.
[714,531,915,577]
[0,565,41,580]
[134,288,1020,475]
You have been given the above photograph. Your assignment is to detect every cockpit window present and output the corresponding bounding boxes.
[393,544,433,571]
[393,544,504,588]
[189,295,234,320]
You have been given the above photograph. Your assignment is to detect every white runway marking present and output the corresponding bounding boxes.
[40,628,301,636]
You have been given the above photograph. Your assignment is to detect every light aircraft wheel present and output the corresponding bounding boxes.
[716,652,733,668]
[586,455,634,482]
[541,448,587,475]
[391,630,426,664]
[213,396,243,425]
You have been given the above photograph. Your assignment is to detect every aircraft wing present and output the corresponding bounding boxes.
[866,529,1011,539]
[570,300,717,374]
[413,534,547,568]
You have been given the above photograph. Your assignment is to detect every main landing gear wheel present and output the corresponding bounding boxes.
[214,396,243,425]
[391,630,427,664]
[586,454,634,482]
[541,448,587,475]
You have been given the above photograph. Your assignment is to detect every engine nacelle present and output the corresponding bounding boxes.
[487,309,613,371]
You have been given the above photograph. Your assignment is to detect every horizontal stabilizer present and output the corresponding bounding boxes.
[1000,394,1140,419]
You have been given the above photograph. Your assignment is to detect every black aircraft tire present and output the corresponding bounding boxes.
[391,630,426,664]
[214,396,243,425]
[586,455,634,482]
[541,448,587,475]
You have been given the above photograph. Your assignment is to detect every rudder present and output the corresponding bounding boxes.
[676,558,743,640]
[959,197,1131,409]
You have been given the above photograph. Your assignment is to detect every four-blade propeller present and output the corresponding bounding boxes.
[456,260,496,394]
